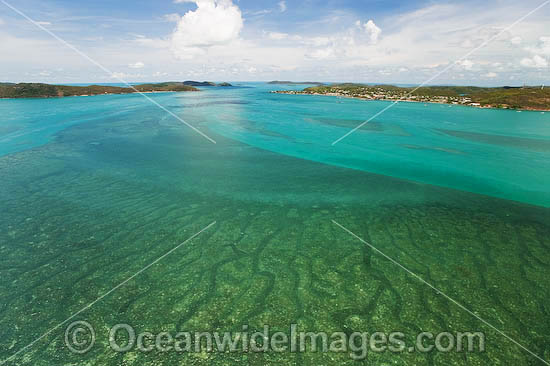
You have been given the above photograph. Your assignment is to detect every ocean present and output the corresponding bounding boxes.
[1,82,549,365]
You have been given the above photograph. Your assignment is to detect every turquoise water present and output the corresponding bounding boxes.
[1,83,549,365]
[207,84,550,207]
[3,83,549,206]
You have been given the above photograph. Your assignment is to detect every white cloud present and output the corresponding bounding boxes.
[111,72,128,79]
[510,36,522,45]
[245,9,272,16]
[456,59,474,70]
[483,72,498,78]
[110,72,145,80]
[292,20,382,62]
[3,1,550,84]
[128,61,145,69]
[171,0,243,59]
[520,37,550,69]
[278,1,287,12]
[460,39,474,48]
[303,36,331,47]
[306,47,335,60]
[424,63,445,69]
[526,36,550,56]
[36,21,51,26]
[267,31,288,40]
[520,55,548,68]
[133,36,170,48]
[164,13,181,22]
[356,19,382,44]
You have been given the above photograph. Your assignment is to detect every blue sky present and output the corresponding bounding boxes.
[1,0,549,85]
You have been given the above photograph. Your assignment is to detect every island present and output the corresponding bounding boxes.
[268,81,325,85]
[0,82,199,99]
[183,81,233,87]
[273,83,550,111]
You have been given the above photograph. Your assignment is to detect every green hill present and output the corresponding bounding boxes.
[182,81,233,87]
[0,82,199,98]
[296,84,550,110]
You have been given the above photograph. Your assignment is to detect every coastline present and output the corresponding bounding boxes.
[0,82,205,99]
[0,89,200,100]
[272,91,550,112]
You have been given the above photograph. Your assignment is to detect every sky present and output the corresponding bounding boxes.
[0,0,549,85]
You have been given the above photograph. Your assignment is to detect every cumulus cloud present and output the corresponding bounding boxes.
[520,37,550,69]
[456,59,474,70]
[526,36,550,56]
[278,1,287,12]
[128,61,145,69]
[297,20,381,61]
[355,20,382,44]
[520,55,548,68]
[6,0,549,83]
[171,0,243,59]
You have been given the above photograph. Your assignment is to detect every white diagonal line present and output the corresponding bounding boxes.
[0,221,217,366]
[331,219,549,366]
[331,102,398,145]
[332,0,550,145]
[0,0,216,144]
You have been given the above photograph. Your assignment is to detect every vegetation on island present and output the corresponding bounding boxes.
[275,83,550,111]
[132,82,199,92]
[0,82,199,98]
[183,81,233,87]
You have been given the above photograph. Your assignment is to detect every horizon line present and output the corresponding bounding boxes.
[1,80,545,88]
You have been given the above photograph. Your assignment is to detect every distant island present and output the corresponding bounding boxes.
[0,82,200,99]
[273,83,550,111]
[268,81,325,85]
[183,81,233,87]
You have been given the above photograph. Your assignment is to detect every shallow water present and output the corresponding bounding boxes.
[0,83,549,365]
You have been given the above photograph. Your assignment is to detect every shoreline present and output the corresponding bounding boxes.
[0,82,202,99]
[272,91,550,112]
[0,89,200,100]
